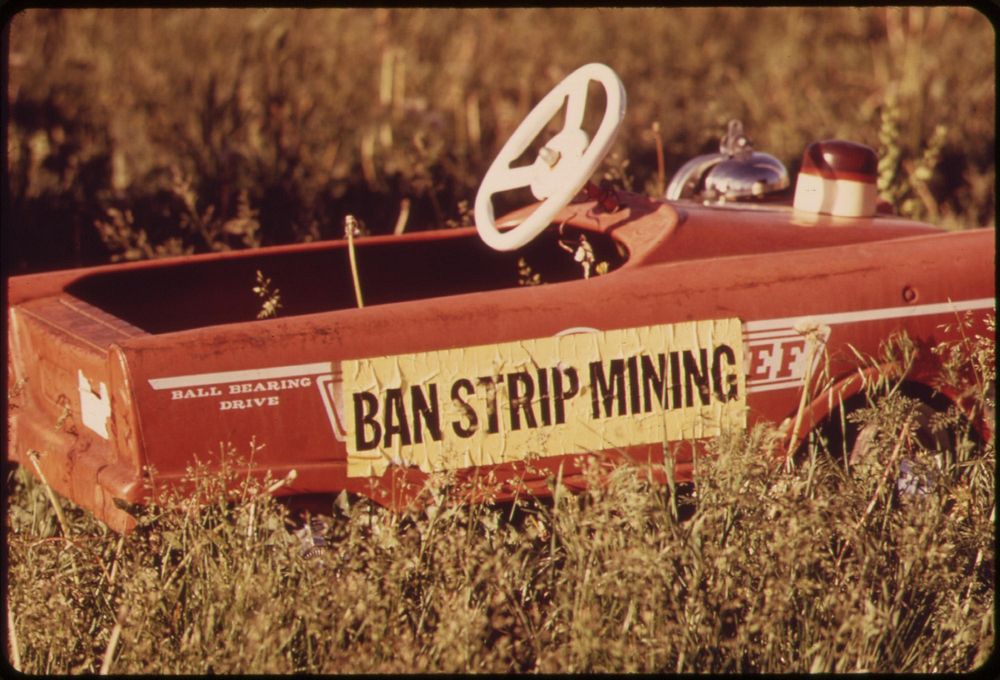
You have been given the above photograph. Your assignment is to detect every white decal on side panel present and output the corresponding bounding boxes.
[743,322,830,394]
[148,362,334,412]
[743,297,996,393]
[78,370,111,439]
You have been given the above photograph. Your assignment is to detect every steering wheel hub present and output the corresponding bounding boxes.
[530,127,590,200]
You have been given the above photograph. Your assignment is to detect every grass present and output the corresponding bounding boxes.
[5,413,993,673]
[4,7,995,273]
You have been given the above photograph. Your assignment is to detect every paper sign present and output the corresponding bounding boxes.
[345,318,746,477]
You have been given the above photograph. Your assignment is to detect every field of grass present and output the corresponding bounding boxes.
[4,7,995,273]
[3,6,996,674]
[5,377,994,673]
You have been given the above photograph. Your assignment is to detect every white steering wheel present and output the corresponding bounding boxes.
[474,63,626,251]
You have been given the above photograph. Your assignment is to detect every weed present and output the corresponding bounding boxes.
[877,92,952,222]
[252,269,282,319]
[344,214,365,308]
[516,258,542,287]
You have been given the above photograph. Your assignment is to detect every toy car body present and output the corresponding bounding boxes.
[6,65,995,532]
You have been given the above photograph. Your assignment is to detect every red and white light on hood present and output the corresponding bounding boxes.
[793,140,879,218]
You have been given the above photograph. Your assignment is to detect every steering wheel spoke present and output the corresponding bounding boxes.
[474,63,626,251]
[563,84,588,132]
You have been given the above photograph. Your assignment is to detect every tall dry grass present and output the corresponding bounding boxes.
[5,422,993,673]
[5,7,995,271]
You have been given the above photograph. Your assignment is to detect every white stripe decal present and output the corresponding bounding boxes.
[145,299,994,392]
[149,361,334,390]
[744,297,995,333]
[742,296,994,394]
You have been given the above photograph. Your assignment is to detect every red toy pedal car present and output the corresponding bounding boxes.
[7,64,994,532]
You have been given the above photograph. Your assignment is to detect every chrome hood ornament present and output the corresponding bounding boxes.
[666,119,790,202]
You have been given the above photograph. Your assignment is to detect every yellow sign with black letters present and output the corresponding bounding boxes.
[344,318,746,477]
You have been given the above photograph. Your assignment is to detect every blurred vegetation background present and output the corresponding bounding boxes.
[4,7,995,273]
